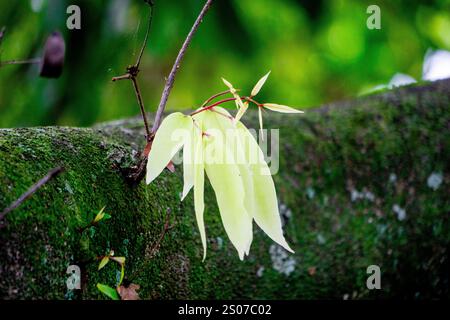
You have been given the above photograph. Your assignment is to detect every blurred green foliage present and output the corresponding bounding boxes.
[0,0,449,128]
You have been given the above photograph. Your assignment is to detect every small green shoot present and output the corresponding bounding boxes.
[96,283,120,300]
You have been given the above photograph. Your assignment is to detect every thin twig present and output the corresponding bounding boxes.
[0,167,64,228]
[111,73,131,82]
[131,76,151,139]
[135,2,154,69]
[0,57,41,67]
[190,97,237,116]
[190,95,262,116]
[151,0,214,133]
[201,89,234,107]
[111,3,154,141]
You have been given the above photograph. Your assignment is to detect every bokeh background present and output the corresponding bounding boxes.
[0,0,449,128]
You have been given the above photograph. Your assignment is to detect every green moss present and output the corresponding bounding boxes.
[1,80,449,299]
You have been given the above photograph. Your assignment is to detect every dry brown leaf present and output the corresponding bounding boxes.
[118,283,140,300]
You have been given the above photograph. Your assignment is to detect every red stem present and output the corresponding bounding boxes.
[190,96,261,116]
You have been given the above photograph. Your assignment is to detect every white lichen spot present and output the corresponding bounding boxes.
[427,172,443,191]
[306,187,315,199]
[216,237,223,250]
[363,191,375,202]
[269,244,296,276]
[351,189,361,202]
[317,233,326,245]
[279,202,293,225]
[351,189,375,202]
[64,181,73,194]
[256,266,265,277]
[343,293,349,300]
[389,173,397,184]
[393,204,406,221]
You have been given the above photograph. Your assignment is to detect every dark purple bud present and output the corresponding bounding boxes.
[40,31,65,78]
[0,26,5,46]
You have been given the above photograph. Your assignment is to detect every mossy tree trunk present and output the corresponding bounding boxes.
[0,80,449,299]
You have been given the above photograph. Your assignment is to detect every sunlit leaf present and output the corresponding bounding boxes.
[203,110,253,260]
[181,124,195,201]
[213,108,254,255]
[96,283,120,300]
[111,256,125,265]
[236,121,294,254]
[221,77,244,109]
[146,112,193,184]
[234,101,248,123]
[98,256,110,270]
[119,265,125,286]
[251,71,271,97]
[221,77,235,93]
[263,103,304,114]
[192,114,207,261]
[234,94,245,110]
[93,206,106,223]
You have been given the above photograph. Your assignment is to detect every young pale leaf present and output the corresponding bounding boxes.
[146,112,193,185]
[192,116,207,260]
[221,77,244,109]
[98,256,110,270]
[97,283,120,300]
[211,109,254,255]
[234,94,245,110]
[111,256,125,265]
[203,111,253,260]
[234,101,248,123]
[221,77,235,93]
[237,121,294,254]
[93,206,106,223]
[263,103,304,114]
[119,265,125,286]
[251,71,271,97]
[181,124,195,201]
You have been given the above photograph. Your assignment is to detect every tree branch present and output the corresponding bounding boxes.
[151,0,214,133]
[0,167,64,228]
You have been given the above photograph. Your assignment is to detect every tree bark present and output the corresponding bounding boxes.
[0,80,449,299]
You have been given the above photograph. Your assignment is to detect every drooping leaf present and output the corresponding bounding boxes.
[98,256,110,270]
[263,103,304,114]
[146,112,193,184]
[203,110,253,260]
[181,124,195,200]
[251,71,271,97]
[212,108,254,255]
[192,114,207,260]
[236,121,294,254]
[97,283,120,300]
